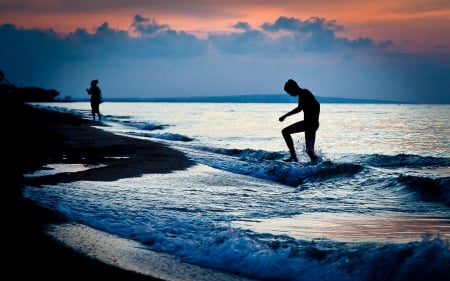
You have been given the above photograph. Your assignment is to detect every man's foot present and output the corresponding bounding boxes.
[282,156,298,162]
[307,150,318,161]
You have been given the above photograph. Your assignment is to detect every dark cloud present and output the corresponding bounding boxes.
[0,17,207,91]
[233,22,252,31]
[0,24,67,84]
[260,16,393,53]
[262,16,343,33]
[0,15,448,103]
[128,15,208,57]
[131,15,169,35]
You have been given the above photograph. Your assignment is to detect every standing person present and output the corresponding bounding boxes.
[279,79,320,162]
[86,79,102,120]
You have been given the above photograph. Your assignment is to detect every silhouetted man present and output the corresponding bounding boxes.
[279,79,320,162]
[86,79,102,121]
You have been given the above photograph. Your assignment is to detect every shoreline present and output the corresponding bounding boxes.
[46,222,255,281]
[6,99,450,280]
[5,99,196,280]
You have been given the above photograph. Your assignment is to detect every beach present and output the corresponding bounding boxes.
[7,98,450,281]
[5,97,194,280]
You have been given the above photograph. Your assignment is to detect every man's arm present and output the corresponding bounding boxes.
[279,106,301,122]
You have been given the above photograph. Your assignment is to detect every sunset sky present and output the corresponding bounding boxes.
[1,0,449,103]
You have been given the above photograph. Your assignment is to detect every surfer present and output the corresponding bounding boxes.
[86,79,102,121]
[279,79,320,162]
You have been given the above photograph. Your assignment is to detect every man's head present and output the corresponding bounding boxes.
[284,79,300,96]
[91,79,99,86]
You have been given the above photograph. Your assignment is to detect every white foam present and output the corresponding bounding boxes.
[46,222,257,281]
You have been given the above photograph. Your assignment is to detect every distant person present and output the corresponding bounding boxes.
[86,79,102,120]
[279,79,320,162]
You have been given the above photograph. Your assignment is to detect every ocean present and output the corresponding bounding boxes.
[24,102,450,281]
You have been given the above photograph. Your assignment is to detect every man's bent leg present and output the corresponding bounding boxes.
[281,122,305,162]
[282,131,298,162]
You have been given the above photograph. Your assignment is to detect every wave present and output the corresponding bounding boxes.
[145,132,194,142]
[344,236,450,281]
[181,147,450,204]
[362,153,450,168]
[128,131,194,142]
[399,175,450,206]
[355,153,450,206]
[141,123,167,131]
[183,146,365,187]
[109,118,170,131]
[143,224,450,281]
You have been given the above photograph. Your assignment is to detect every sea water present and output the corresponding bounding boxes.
[24,102,450,281]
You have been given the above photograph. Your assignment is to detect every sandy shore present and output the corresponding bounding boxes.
[4,98,195,280]
[7,98,449,280]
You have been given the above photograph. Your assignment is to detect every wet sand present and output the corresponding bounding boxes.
[4,98,195,280]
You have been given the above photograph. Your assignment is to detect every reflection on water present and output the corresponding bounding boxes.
[234,212,450,243]
[23,163,106,177]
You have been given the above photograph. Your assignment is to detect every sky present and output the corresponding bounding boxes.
[1,0,449,103]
